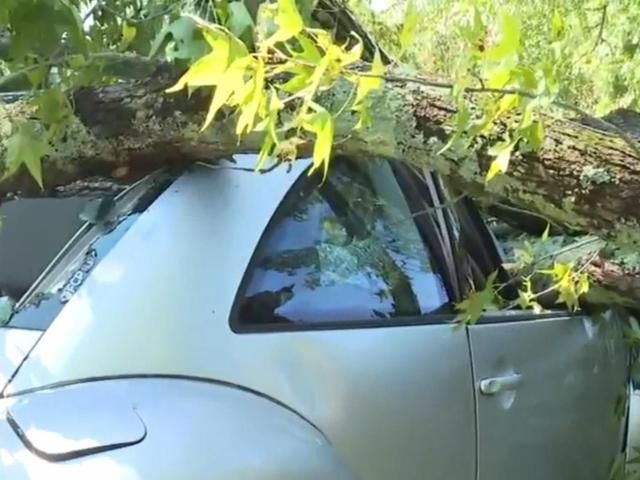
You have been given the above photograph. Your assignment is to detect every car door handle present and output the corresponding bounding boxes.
[479,373,522,395]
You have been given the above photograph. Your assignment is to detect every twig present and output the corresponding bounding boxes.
[592,3,608,52]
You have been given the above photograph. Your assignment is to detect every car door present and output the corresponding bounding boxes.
[424,178,628,480]
[469,311,628,480]
[432,181,631,480]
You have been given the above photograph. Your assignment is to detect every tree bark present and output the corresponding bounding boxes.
[2,59,640,305]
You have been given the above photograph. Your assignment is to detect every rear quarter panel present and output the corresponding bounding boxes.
[0,378,354,480]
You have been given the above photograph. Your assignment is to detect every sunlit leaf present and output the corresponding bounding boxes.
[236,59,266,136]
[399,0,419,54]
[202,56,254,130]
[551,10,565,41]
[294,33,323,64]
[485,11,521,61]
[351,49,384,128]
[486,136,518,183]
[266,0,304,46]
[302,103,334,180]
[166,47,230,92]
[339,33,364,67]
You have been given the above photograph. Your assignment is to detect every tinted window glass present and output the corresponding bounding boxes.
[234,158,451,327]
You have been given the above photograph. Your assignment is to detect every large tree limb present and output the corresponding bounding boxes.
[1,60,640,303]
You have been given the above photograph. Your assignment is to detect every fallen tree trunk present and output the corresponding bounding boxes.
[1,62,640,304]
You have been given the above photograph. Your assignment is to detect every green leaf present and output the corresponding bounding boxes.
[33,88,71,137]
[541,223,551,241]
[149,16,208,62]
[236,58,266,136]
[551,10,565,41]
[4,121,50,189]
[486,136,518,183]
[120,22,137,51]
[227,1,255,38]
[266,0,304,45]
[399,0,419,55]
[294,33,322,64]
[456,271,499,324]
[352,49,384,128]
[485,11,521,61]
[56,0,88,56]
[302,103,334,180]
[520,119,544,151]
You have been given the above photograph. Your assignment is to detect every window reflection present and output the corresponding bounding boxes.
[237,158,450,325]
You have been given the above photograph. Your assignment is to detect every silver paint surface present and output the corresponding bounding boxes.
[469,312,628,480]
[1,378,352,479]
[0,329,40,390]
[0,156,631,479]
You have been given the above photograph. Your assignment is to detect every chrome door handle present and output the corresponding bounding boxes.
[479,373,522,395]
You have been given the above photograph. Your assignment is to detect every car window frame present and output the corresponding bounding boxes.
[229,157,462,333]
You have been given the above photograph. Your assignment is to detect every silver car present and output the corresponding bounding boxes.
[0,154,636,480]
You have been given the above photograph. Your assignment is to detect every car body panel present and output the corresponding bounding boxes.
[0,156,633,479]
[470,312,628,480]
[6,158,477,480]
[0,328,41,391]
[0,378,353,480]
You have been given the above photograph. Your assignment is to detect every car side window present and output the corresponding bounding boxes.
[232,158,452,328]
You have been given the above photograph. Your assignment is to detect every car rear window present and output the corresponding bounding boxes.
[232,158,452,329]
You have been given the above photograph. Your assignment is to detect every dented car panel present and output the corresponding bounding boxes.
[0,155,634,480]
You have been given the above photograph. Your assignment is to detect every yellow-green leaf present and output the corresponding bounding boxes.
[485,11,521,61]
[257,133,276,171]
[353,49,384,107]
[121,22,137,49]
[455,271,498,324]
[302,103,334,180]
[486,67,511,89]
[267,0,304,45]
[202,57,253,130]
[339,33,364,67]
[551,10,565,41]
[280,72,311,93]
[486,137,518,183]
[4,121,50,189]
[289,32,322,64]
[236,59,266,136]
[577,273,590,296]
[399,0,419,54]
[165,38,230,92]
[496,94,519,117]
